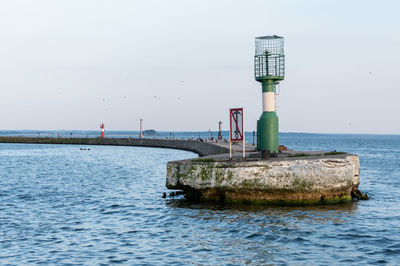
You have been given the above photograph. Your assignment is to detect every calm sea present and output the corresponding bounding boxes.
[0,131,399,264]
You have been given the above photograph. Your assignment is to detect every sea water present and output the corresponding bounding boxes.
[0,133,399,264]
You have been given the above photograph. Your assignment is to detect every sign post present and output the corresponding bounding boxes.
[229,108,245,159]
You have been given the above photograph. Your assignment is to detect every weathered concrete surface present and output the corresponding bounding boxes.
[0,137,229,156]
[166,154,361,205]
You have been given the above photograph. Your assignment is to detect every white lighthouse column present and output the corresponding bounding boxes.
[139,119,143,138]
[262,91,276,112]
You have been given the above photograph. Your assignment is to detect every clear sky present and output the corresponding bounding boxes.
[0,0,399,134]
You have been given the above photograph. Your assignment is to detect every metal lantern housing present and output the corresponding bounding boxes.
[255,36,285,81]
[255,35,285,154]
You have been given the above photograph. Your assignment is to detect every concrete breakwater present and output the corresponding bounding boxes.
[0,137,229,156]
[166,152,365,205]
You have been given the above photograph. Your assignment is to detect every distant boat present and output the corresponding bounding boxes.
[143,129,157,136]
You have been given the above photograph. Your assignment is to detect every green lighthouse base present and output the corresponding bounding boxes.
[258,111,279,154]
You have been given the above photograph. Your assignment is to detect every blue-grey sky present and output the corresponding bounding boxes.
[0,0,399,134]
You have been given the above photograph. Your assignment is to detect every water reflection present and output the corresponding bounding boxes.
[165,199,361,264]
[167,199,358,222]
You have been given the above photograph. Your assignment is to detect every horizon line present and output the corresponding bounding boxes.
[0,129,399,136]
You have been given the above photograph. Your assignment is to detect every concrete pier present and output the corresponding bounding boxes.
[0,136,229,156]
[166,151,362,205]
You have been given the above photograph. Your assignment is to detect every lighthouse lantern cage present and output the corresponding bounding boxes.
[254,36,285,81]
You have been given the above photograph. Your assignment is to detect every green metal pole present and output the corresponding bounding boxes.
[256,119,260,150]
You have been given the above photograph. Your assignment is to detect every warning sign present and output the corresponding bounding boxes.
[230,108,244,141]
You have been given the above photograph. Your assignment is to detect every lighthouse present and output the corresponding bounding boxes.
[100,123,105,138]
[254,35,285,154]
[139,119,143,138]
[218,121,223,140]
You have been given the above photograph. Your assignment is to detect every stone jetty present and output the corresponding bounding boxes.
[166,150,365,205]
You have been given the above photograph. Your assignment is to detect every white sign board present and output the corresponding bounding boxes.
[229,108,245,159]
[230,108,244,141]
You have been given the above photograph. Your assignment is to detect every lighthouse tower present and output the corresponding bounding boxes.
[218,121,223,140]
[100,123,105,138]
[139,119,143,138]
[254,35,285,154]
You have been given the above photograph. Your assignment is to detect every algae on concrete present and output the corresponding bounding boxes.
[166,153,362,205]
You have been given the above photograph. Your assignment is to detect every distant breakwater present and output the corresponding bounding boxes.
[0,136,229,156]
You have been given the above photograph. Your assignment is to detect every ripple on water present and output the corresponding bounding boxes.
[0,139,400,264]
